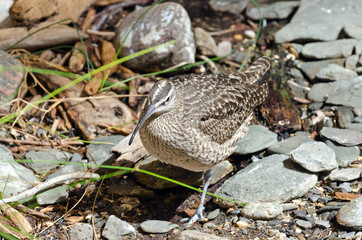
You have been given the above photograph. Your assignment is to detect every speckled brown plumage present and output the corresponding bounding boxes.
[130,56,271,172]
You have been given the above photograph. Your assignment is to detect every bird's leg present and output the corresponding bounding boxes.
[183,169,213,226]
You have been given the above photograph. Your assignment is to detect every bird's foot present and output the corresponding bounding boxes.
[180,207,206,227]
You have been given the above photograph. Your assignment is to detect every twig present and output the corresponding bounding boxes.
[209,25,249,36]
[1,172,99,204]
[0,137,84,146]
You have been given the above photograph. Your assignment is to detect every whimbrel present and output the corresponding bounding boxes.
[129,56,271,225]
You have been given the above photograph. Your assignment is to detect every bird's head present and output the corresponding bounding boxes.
[129,80,176,145]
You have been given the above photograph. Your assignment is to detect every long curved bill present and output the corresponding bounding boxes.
[129,103,156,145]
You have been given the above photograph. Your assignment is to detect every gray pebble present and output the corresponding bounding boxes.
[240,202,283,220]
[140,220,178,233]
[296,219,312,229]
[329,168,362,182]
[291,141,338,172]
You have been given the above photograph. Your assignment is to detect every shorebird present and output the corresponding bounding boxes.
[129,56,271,225]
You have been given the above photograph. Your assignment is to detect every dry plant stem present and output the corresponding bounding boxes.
[209,25,249,36]
[86,29,115,39]
[0,138,84,147]
[2,172,99,204]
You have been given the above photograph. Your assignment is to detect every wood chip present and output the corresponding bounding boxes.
[334,192,361,201]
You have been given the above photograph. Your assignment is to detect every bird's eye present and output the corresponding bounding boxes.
[164,96,170,103]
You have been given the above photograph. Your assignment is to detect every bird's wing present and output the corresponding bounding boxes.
[173,57,271,143]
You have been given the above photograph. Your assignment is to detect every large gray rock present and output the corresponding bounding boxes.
[344,24,362,40]
[302,39,357,59]
[246,1,300,20]
[336,197,362,230]
[0,144,39,196]
[113,2,195,72]
[329,168,362,182]
[321,127,362,146]
[307,77,362,107]
[291,141,338,172]
[234,125,278,155]
[275,0,362,43]
[214,154,318,207]
[316,64,357,81]
[268,134,314,155]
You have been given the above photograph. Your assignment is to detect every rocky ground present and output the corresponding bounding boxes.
[0,0,361,239]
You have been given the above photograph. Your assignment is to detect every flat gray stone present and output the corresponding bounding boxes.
[86,135,125,166]
[345,55,359,70]
[297,59,345,81]
[291,141,337,172]
[194,27,217,56]
[102,215,136,240]
[316,220,331,229]
[0,144,40,196]
[345,123,362,132]
[45,160,85,182]
[356,41,362,55]
[329,168,362,181]
[178,230,229,240]
[25,149,72,175]
[207,209,220,220]
[275,0,362,43]
[234,125,278,155]
[316,64,357,81]
[209,160,233,185]
[326,140,360,167]
[321,127,362,146]
[140,220,178,233]
[344,24,362,39]
[296,219,312,229]
[215,154,318,207]
[240,202,283,220]
[246,1,300,20]
[336,197,362,230]
[68,223,93,240]
[268,135,314,155]
[114,2,195,72]
[302,39,357,60]
[209,0,249,14]
[307,77,362,107]
[36,186,69,205]
[287,80,310,99]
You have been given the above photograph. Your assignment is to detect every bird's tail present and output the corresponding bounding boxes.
[244,56,271,85]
